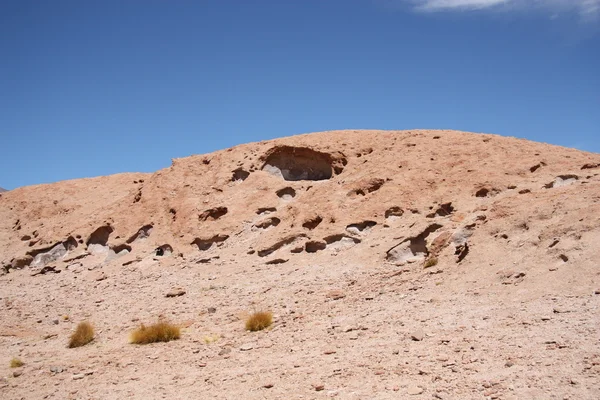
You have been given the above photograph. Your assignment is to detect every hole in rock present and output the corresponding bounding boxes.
[305,241,327,253]
[126,224,153,243]
[349,178,385,197]
[385,207,404,219]
[276,187,296,200]
[257,207,277,215]
[232,168,250,182]
[302,216,323,230]
[261,146,346,181]
[21,235,31,241]
[346,221,376,234]
[324,234,361,245]
[155,244,173,256]
[192,235,229,251]
[255,217,281,229]
[582,163,600,170]
[426,203,454,218]
[86,226,114,247]
[199,207,228,221]
[111,244,132,254]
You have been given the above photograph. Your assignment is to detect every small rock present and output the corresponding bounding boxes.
[312,383,325,391]
[323,349,337,355]
[52,319,59,325]
[50,366,64,373]
[326,290,346,300]
[263,383,274,388]
[13,369,23,378]
[72,373,85,380]
[594,289,600,295]
[240,343,254,351]
[166,288,186,298]
[207,307,217,313]
[410,329,425,341]
[218,348,231,356]
[407,385,424,395]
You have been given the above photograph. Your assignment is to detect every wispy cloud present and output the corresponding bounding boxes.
[404,0,600,19]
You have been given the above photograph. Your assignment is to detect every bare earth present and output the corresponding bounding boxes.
[1,129,599,399]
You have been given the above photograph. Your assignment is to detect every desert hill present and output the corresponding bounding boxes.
[0,187,7,193]
[1,129,599,399]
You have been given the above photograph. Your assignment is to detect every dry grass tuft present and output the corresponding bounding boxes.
[424,257,438,268]
[245,311,273,332]
[10,357,24,368]
[130,321,181,344]
[68,321,95,348]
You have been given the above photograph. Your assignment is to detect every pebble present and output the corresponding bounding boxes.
[240,343,254,351]
[407,385,424,395]
[411,329,425,341]
[166,288,186,298]
[13,370,23,378]
[263,383,274,388]
[50,366,64,373]
[72,374,85,380]
[312,383,325,391]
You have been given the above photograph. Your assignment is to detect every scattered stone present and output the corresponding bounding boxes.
[407,385,424,395]
[263,383,274,389]
[240,343,254,351]
[207,307,217,313]
[410,329,425,341]
[323,349,337,355]
[72,373,85,380]
[50,366,64,373]
[312,383,325,391]
[218,348,231,356]
[13,369,23,378]
[165,288,186,298]
[326,289,346,300]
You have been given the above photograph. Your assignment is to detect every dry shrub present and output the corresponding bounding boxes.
[68,321,95,348]
[245,311,273,332]
[10,357,24,368]
[424,257,438,268]
[130,321,180,344]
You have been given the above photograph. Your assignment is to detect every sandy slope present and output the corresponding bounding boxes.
[1,130,599,399]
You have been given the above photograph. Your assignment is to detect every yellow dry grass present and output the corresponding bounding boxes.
[68,321,95,348]
[130,321,181,344]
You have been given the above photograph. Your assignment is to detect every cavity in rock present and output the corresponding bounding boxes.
[276,187,296,200]
[302,216,323,230]
[261,146,346,181]
[192,235,229,251]
[346,221,376,234]
[199,207,228,221]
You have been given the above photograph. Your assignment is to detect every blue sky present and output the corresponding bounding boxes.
[1,0,598,190]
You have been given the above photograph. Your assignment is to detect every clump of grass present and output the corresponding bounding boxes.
[130,321,181,344]
[10,357,24,368]
[245,311,273,332]
[424,257,438,268]
[203,334,220,344]
[68,321,95,348]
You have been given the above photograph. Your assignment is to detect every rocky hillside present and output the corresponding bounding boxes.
[1,130,599,399]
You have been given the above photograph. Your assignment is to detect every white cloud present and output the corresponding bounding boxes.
[406,0,600,19]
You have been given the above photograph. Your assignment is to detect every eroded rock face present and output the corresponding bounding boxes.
[1,130,600,399]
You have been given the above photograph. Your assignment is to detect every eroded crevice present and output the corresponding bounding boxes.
[192,234,229,251]
[385,206,404,219]
[324,234,361,245]
[386,224,443,264]
[455,243,469,263]
[348,178,386,197]
[302,216,323,230]
[257,234,307,257]
[266,258,288,265]
[126,224,153,243]
[346,221,376,234]
[257,207,277,215]
[255,217,281,229]
[426,202,454,218]
[475,187,500,198]
[199,207,228,221]
[155,244,173,256]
